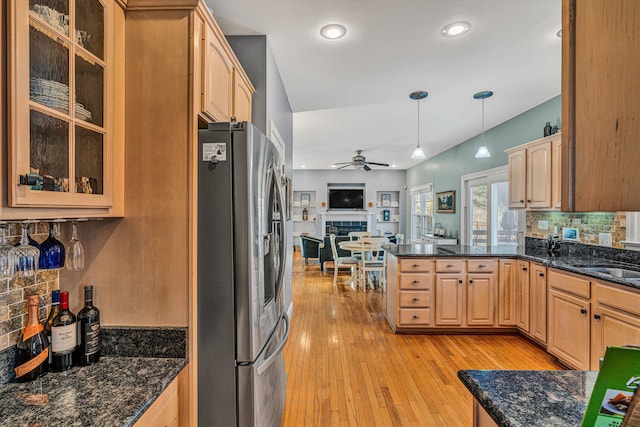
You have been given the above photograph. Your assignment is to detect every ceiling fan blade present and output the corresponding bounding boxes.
[365,162,389,167]
[363,164,372,171]
[335,164,353,170]
[332,161,353,165]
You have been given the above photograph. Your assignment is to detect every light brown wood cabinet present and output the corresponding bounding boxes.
[200,18,254,124]
[3,0,125,217]
[547,270,591,370]
[467,260,497,326]
[591,282,640,369]
[529,263,547,344]
[515,260,530,332]
[562,0,640,212]
[435,273,464,326]
[133,372,181,427]
[385,255,433,329]
[498,260,517,326]
[506,134,561,210]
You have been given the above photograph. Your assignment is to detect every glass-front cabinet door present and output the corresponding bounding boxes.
[8,0,113,208]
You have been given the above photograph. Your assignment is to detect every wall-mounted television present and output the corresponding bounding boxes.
[328,188,365,210]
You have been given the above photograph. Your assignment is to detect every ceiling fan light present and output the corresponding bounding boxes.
[411,146,426,160]
[474,146,491,158]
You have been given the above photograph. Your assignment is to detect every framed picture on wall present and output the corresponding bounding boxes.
[301,193,311,206]
[381,193,391,207]
[436,190,455,213]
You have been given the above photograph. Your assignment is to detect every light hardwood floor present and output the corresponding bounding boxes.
[282,252,564,426]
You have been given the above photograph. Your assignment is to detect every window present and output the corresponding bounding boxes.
[462,166,524,246]
[623,212,640,251]
[410,184,434,242]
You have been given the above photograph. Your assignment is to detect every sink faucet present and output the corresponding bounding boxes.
[547,234,561,255]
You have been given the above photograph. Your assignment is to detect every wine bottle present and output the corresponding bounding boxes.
[51,291,76,372]
[14,295,49,382]
[44,290,60,367]
[77,285,101,366]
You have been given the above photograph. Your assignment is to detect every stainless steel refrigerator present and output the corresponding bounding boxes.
[198,122,290,426]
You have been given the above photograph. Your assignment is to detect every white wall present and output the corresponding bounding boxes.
[292,169,407,236]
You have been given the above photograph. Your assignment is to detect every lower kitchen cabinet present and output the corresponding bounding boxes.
[529,263,547,344]
[435,273,464,326]
[467,260,497,326]
[498,260,517,326]
[515,260,530,333]
[591,282,640,369]
[547,270,591,369]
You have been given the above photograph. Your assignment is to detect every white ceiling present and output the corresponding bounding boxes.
[207,0,561,170]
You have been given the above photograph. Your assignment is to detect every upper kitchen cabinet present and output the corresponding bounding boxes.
[562,0,640,211]
[201,17,254,123]
[506,134,561,210]
[6,0,124,214]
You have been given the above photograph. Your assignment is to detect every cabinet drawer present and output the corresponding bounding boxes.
[467,259,497,273]
[594,283,640,317]
[399,259,431,272]
[435,259,464,273]
[399,274,431,290]
[399,308,431,325]
[399,291,430,308]
[548,269,590,298]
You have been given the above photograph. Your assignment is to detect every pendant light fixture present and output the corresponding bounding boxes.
[410,91,428,160]
[473,90,493,158]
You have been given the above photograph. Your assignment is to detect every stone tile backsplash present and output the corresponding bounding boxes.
[0,223,60,352]
[526,211,626,249]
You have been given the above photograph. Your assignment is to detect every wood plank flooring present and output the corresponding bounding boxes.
[282,253,564,426]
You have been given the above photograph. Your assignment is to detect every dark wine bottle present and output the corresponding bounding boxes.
[44,290,60,368]
[14,295,49,382]
[77,285,101,366]
[51,291,76,372]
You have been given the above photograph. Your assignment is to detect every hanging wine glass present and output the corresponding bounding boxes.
[0,222,14,278]
[9,222,40,277]
[67,220,85,271]
[40,220,66,269]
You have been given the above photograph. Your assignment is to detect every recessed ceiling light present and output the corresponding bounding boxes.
[320,24,347,40]
[391,164,397,168]
[301,165,306,168]
[556,29,562,38]
[331,164,337,168]
[441,21,471,37]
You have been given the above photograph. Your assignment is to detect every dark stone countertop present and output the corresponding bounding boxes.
[0,356,186,427]
[384,243,640,290]
[458,370,596,427]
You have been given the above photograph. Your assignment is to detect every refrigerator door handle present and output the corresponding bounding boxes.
[256,313,290,376]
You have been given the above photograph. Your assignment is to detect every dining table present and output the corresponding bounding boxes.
[338,239,386,289]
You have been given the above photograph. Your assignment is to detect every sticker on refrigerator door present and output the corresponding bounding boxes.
[203,143,227,162]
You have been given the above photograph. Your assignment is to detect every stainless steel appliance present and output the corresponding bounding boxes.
[198,122,289,426]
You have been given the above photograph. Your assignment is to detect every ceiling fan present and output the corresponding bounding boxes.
[332,150,390,171]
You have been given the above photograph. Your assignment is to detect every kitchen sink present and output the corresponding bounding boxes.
[582,266,640,280]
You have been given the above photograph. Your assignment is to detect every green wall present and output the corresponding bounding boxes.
[406,95,561,238]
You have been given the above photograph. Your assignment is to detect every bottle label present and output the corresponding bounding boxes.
[14,347,49,378]
[22,323,44,341]
[83,322,101,355]
[52,323,76,353]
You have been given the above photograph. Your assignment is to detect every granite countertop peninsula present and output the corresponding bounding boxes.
[384,241,640,290]
[0,356,186,427]
[458,370,596,427]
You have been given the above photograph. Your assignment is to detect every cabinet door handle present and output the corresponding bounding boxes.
[539,272,545,277]
[520,199,524,203]
[469,279,473,284]
[527,199,532,203]
[412,298,420,302]
[594,314,601,320]
[522,267,528,271]
[580,308,587,315]
[458,279,463,284]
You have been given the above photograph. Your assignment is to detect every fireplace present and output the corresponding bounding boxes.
[325,221,367,236]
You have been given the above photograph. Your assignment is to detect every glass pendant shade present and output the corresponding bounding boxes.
[475,146,491,158]
[473,91,493,159]
[409,91,428,160]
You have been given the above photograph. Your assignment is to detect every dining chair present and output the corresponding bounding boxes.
[329,234,359,287]
[358,237,389,290]
[347,231,372,260]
